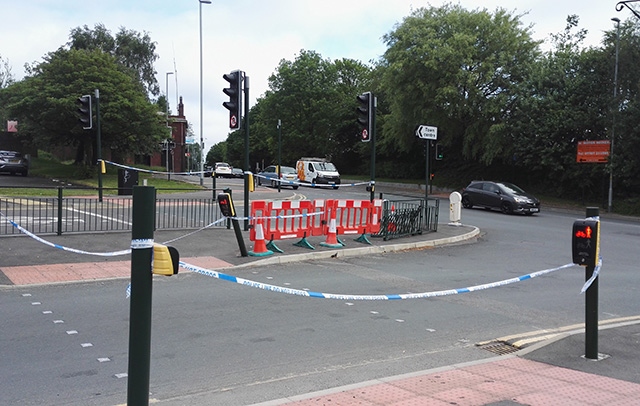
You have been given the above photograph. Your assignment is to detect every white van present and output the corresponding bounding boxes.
[295,158,340,189]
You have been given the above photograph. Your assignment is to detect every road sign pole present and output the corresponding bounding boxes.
[425,141,430,214]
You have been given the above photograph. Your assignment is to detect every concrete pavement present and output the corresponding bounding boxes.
[2,206,639,405]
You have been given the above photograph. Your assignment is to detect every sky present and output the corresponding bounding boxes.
[0,0,631,150]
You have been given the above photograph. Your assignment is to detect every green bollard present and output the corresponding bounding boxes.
[127,186,156,405]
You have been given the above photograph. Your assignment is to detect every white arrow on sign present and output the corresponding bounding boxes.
[415,125,438,140]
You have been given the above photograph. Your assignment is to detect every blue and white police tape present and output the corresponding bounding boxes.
[0,211,224,256]
[0,211,132,257]
[179,261,578,301]
[222,211,324,222]
[102,159,207,176]
[253,173,368,189]
[581,256,602,294]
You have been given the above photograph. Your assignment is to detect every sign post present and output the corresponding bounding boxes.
[416,125,438,219]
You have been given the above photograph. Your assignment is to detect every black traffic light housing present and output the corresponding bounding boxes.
[217,192,236,217]
[572,219,600,267]
[435,144,444,160]
[222,70,242,129]
[77,95,92,129]
[356,92,373,142]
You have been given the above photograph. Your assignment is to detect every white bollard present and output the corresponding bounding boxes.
[449,191,462,226]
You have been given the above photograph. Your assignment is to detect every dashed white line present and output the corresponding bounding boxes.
[66,330,78,335]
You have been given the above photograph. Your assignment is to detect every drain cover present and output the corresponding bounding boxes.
[480,342,520,355]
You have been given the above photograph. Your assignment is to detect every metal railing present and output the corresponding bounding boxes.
[372,195,439,241]
[0,187,222,236]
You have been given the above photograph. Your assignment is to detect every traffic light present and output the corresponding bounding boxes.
[356,92,373,142]
[435,144,444,160]
[223,70,242,129]
[572,219,600,267]
[217,192,236,217]
[77,95,92,129]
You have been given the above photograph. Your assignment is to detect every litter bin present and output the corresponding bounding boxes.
[118,168,138,195]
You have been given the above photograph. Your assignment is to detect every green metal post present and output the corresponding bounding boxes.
[370,97,376,201]
[95,89,103,202]
[224,187,248,257]
[277,119,282,193]
[243,74,250,231]
[57,187,63,236]
[584,206,599,359]
[126,186,156,406]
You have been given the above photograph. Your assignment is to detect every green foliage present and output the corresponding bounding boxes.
[380,4,540,167]
[1,48,166,167]
[209,5,637,208]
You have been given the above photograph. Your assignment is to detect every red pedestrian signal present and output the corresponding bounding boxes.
[217,193,236,217]
[572,219,600,267]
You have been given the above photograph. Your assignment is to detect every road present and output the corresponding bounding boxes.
[1,181,639,405]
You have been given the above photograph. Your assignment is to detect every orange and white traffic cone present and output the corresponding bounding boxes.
[249,220,274,257]
[320,216,344,248]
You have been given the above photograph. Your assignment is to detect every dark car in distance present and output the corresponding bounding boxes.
[231,167,244,178]
[0,150,29,176]
[461,181,540,215]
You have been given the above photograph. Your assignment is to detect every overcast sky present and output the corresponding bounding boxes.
[0,0,629,149]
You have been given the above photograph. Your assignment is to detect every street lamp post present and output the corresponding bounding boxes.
[199,0,212,186]
[609,17,620,213]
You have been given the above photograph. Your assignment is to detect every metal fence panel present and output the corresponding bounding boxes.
[1,193,222,236]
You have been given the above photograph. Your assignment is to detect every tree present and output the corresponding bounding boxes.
[0,54,14,89]
[3,48,166,166]
[68,24,160,97]
[380,4,539,167]
[248,50,373,173]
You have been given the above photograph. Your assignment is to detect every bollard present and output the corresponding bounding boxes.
[448,191,462,226]
[127,186,156,405]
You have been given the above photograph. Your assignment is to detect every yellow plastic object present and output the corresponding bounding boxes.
[153,244,179,276]
[100,160,106,174]
[248,173,254,192]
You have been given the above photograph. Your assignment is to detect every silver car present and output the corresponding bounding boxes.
[0,150,29,176]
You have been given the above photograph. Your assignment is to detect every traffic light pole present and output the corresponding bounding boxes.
[584,206,600,360]
[370,97,376,201]
[95,89,103,202]
[243,75,250,231]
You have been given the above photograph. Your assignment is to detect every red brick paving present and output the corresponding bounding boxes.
[1,256,233,285]
[282,357,640,406]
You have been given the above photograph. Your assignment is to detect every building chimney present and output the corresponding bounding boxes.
[178,96,184,117]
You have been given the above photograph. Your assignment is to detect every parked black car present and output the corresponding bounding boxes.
[461,181,540,215]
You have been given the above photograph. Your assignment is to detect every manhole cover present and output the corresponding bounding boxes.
[479,342,519,355]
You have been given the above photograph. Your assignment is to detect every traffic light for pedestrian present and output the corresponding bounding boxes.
[572,219,600,267]
[356,92,373,142]
[77,95,92,129]
[435,144,444,160]
[223,70,242,129]
[217,192,236,217]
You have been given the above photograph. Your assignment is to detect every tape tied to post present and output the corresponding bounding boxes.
[131,239,154,249]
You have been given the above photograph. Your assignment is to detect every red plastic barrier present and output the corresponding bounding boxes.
[249,200,325,242]
[325,199,383,236]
